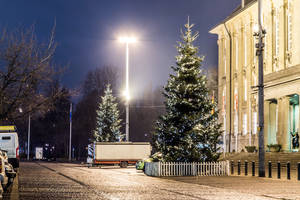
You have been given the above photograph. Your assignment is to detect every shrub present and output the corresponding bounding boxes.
[267,144,282,152]
[245,146,256,153]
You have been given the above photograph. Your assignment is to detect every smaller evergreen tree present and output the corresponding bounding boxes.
[94,84,122,142]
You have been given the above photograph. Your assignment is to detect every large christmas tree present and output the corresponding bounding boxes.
[94,84,123,142]
[153,20,222,162]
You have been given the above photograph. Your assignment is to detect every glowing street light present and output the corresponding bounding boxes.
[122,90,130,101]
[119,36,136,142]
[119,37,137,44]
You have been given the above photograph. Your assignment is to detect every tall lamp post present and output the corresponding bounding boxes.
[19,108,31,160]
[27,114,31,160]
[69,102,72,161]
[254,0,266,177]
[119,37,136,142]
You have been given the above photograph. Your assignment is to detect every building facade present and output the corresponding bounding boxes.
[210,0,300,152]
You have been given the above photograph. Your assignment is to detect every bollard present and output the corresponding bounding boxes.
[252,161,255,176]
[277,162,281,179]
[268,161,272,178]
[245,160,248,176]
[231,160,234,175]
[238,160,241,175]
[287,162,290,180]
[298,163,300,181]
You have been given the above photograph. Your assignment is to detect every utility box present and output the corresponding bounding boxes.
[35,147,43,160]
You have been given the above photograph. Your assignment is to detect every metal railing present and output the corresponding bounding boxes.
[157,161,230,177]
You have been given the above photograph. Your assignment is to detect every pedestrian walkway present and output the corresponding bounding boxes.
[165,175,300,200]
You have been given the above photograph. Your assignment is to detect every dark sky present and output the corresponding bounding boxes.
[0,0,240,98]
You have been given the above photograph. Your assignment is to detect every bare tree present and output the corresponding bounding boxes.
[130,85,165,142]
[82,65,120,96]
[72,65,120,159]
[0,25,66,122]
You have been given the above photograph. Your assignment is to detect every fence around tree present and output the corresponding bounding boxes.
[144,161,230,177]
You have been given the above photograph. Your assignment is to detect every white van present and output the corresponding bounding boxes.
[0,126,19,168]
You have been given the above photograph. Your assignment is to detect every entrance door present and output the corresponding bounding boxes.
[289,94,299,151]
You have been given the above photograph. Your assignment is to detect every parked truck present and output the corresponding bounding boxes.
[87,142,151,168]
[0,126,19,169]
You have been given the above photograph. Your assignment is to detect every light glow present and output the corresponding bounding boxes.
[119,37,137,44]
[123,90,130,101]
[253,24,259,34]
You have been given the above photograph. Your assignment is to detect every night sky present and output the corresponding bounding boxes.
[0,0,240,98]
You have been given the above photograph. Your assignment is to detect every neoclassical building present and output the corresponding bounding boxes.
[210,0,300,152]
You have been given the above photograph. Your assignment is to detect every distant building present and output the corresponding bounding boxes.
[210,0,300,152]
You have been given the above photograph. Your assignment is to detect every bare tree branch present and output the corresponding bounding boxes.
[0,25,67,123]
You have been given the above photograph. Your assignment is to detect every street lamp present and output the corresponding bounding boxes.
[18,107,31,160]
[255,0,266,177]
[119,36,136,142]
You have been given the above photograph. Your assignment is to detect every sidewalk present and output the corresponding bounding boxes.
[165,175,300,200]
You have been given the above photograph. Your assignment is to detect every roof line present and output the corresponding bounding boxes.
[209,0,257,32]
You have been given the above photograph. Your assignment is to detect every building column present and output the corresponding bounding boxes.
[264,101,270,148]
[298,94,300,135]
[277,97,290,151]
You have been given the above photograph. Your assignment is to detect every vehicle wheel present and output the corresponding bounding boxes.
[120,162,128,168]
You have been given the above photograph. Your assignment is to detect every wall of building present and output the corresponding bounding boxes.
[210,0,300,152]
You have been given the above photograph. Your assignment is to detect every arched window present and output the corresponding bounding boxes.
[222,87,226,131]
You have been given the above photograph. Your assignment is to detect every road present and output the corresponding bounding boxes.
[13,162,280,200]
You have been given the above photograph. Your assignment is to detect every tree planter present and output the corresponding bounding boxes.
[245,146,256,153]
[267,144,281,152]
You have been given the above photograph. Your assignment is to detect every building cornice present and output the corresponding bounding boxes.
[209,0,257,34]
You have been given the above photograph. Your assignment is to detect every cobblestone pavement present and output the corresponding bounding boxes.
[16,162,280,200]
[166,176,300,200]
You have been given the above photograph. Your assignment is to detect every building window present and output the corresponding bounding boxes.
[235,36,239,71]
[253,71,257,87]
[244,30,247,67]
[224,39,227,75]
[252,24,257,65]
[243,113,247,135]
[285,0,292,62]
[253,112,257,134]
[222,87,226,131]
[234,87,238,135]
[275,15,279,58]
[244,78,247,101]
[263,13,268,72]
[264,27,267,65]
[273,8,279,71]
